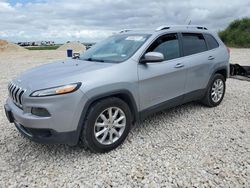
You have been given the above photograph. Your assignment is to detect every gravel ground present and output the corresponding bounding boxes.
[0,49,249,187]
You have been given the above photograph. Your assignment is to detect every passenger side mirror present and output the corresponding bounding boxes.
[140,52,164,63]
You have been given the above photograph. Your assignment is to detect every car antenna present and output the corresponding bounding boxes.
[184,16,191,25]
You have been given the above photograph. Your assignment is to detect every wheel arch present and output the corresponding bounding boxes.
[206,66,228,87]
[75,90,139,144]
[214,68,228,80]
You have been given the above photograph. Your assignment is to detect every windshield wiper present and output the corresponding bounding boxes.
[84,58,105,62]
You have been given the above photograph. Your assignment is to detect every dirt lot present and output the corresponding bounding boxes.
[0,49,249,187]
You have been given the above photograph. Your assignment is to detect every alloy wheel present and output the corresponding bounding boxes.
[94,107,126,145]
[211,79,224,103]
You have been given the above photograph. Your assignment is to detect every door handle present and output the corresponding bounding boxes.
[208,56,215,60]
[175,63,184,68]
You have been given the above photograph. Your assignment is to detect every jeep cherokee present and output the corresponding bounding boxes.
[4,25,230,152]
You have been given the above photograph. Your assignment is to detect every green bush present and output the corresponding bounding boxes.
[219,18,250,48]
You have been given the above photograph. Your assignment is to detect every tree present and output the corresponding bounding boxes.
[219,18,250,48]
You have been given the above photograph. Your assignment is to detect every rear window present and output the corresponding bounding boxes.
[204,34,219,50]
[182,33,207,56]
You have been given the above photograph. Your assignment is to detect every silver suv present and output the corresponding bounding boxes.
[4,25,230,152]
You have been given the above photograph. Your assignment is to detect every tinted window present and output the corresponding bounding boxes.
[182,33,207,56]
[146,34,180,61]
[204,34,219,50]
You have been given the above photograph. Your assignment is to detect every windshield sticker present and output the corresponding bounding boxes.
[125,36,146,42]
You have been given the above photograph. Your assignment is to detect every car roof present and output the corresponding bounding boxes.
[118,25,212,36]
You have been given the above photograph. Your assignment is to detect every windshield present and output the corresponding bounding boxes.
[80,34,151,63]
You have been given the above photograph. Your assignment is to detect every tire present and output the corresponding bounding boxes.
[79,97,132,153]
[201,74,226,107]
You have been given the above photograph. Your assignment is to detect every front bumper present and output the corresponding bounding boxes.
[14,122,78,145]
[4,103,79,145]
[4,90,88,145]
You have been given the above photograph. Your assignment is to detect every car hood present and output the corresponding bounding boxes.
[14,59,114,90]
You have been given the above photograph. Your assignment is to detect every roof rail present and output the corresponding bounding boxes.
[119,29,132,33]
[156,26,170,31]
[196,26,208,30]
[155,25,208,31]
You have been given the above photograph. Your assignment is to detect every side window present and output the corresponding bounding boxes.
[204,34,219,50]
[146,33,180,61]
[182,33,207,56]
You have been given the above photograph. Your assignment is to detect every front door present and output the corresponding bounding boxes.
[138,33,187,111]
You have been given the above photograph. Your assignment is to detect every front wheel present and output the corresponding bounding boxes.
[202,74,226,107]
[79,97,132,153]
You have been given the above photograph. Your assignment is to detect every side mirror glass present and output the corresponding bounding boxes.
[140,52,164,63]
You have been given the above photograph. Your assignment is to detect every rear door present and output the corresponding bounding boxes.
[180,33,212,95]
[138,33,187,111]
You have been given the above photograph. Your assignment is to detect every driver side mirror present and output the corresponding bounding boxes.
[140,52,164,63]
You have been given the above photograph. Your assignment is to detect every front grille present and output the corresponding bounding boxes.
[8,82,26,108]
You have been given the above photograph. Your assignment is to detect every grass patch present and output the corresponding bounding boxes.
[219,18,250,48]
[25,45,61,50]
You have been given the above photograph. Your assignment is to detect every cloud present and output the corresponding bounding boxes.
[0,0,249,43]
[0,1,15,12]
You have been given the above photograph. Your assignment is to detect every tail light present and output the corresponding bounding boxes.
[227,47,230,56]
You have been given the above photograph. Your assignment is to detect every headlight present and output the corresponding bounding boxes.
[30,83,81,97]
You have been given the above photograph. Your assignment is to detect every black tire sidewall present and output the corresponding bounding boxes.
[84,98,132,152]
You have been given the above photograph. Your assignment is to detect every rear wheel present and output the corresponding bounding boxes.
[79,97,132,153]
[202,74,226,107]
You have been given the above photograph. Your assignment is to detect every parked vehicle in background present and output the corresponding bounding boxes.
[4,25,230,153]
[17,41,55,46]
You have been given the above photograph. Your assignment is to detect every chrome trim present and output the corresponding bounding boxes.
[8,82,26,108]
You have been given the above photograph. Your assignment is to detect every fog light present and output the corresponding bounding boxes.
[31,107,50,117]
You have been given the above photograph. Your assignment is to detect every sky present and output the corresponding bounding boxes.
[0,0,250,43]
